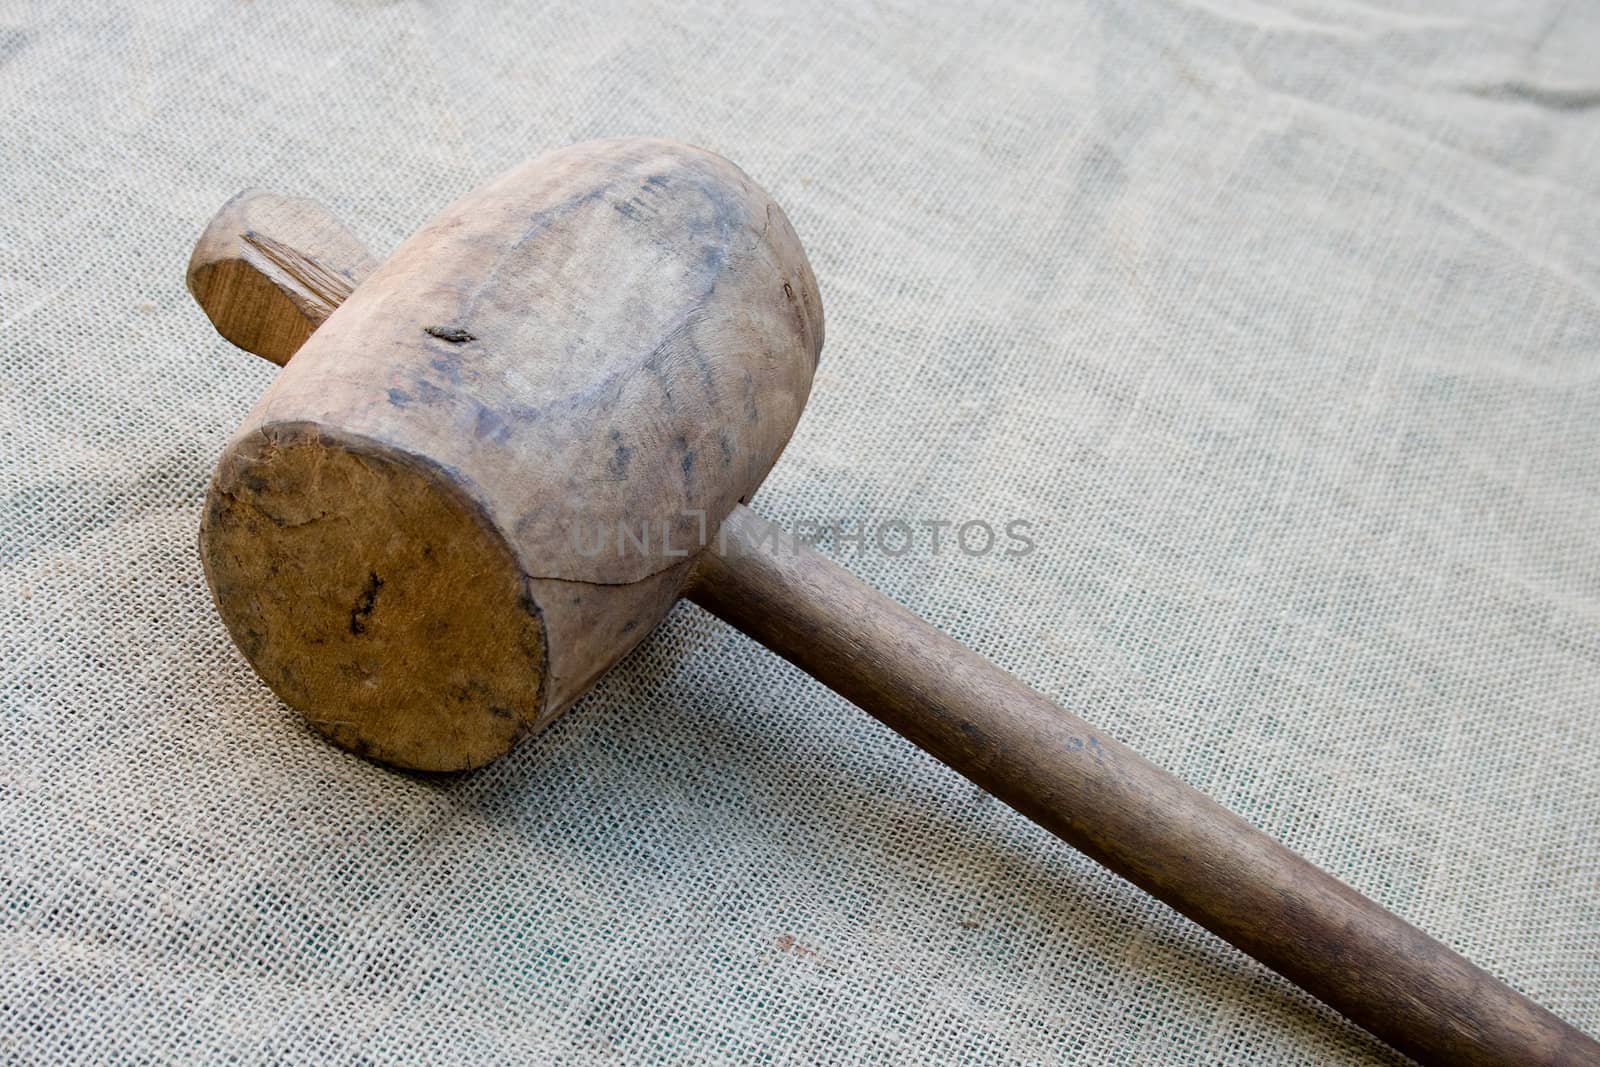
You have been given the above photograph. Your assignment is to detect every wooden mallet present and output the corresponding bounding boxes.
[187,138,1597,1066]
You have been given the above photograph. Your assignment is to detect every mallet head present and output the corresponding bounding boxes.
[196,139,823,771]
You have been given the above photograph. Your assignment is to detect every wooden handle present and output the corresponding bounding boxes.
[689,505,1599,1066]
[186,190,377,365]
[191,192,1597,1064]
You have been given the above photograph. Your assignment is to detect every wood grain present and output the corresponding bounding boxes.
[198,139,821,771]
[188,146,1598,1064]
[186,190,377,365]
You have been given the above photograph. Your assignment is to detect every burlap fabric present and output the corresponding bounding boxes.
[3,1,1597,1063]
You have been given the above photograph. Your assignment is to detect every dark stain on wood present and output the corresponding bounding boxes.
[348,570,383,635]
[608,429,632,479]
[424,324,475,343]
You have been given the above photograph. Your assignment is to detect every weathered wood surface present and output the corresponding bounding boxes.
[189,144,1598,1065]
[186,190,377,366]
[200,139,822,770]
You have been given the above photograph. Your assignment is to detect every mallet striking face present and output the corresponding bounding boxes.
[199,140,819,771]
[188,138,1598,1067]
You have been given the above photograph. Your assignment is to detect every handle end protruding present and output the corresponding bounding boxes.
[187,190,377,365]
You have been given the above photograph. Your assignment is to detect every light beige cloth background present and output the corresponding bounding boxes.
[3,1,1598,1063]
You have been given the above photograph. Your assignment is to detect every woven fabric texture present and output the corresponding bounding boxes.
[3,1,1598,1063]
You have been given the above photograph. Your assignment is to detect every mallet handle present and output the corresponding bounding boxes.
[689,504,1598,1066]
[190,191,1595,1065]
